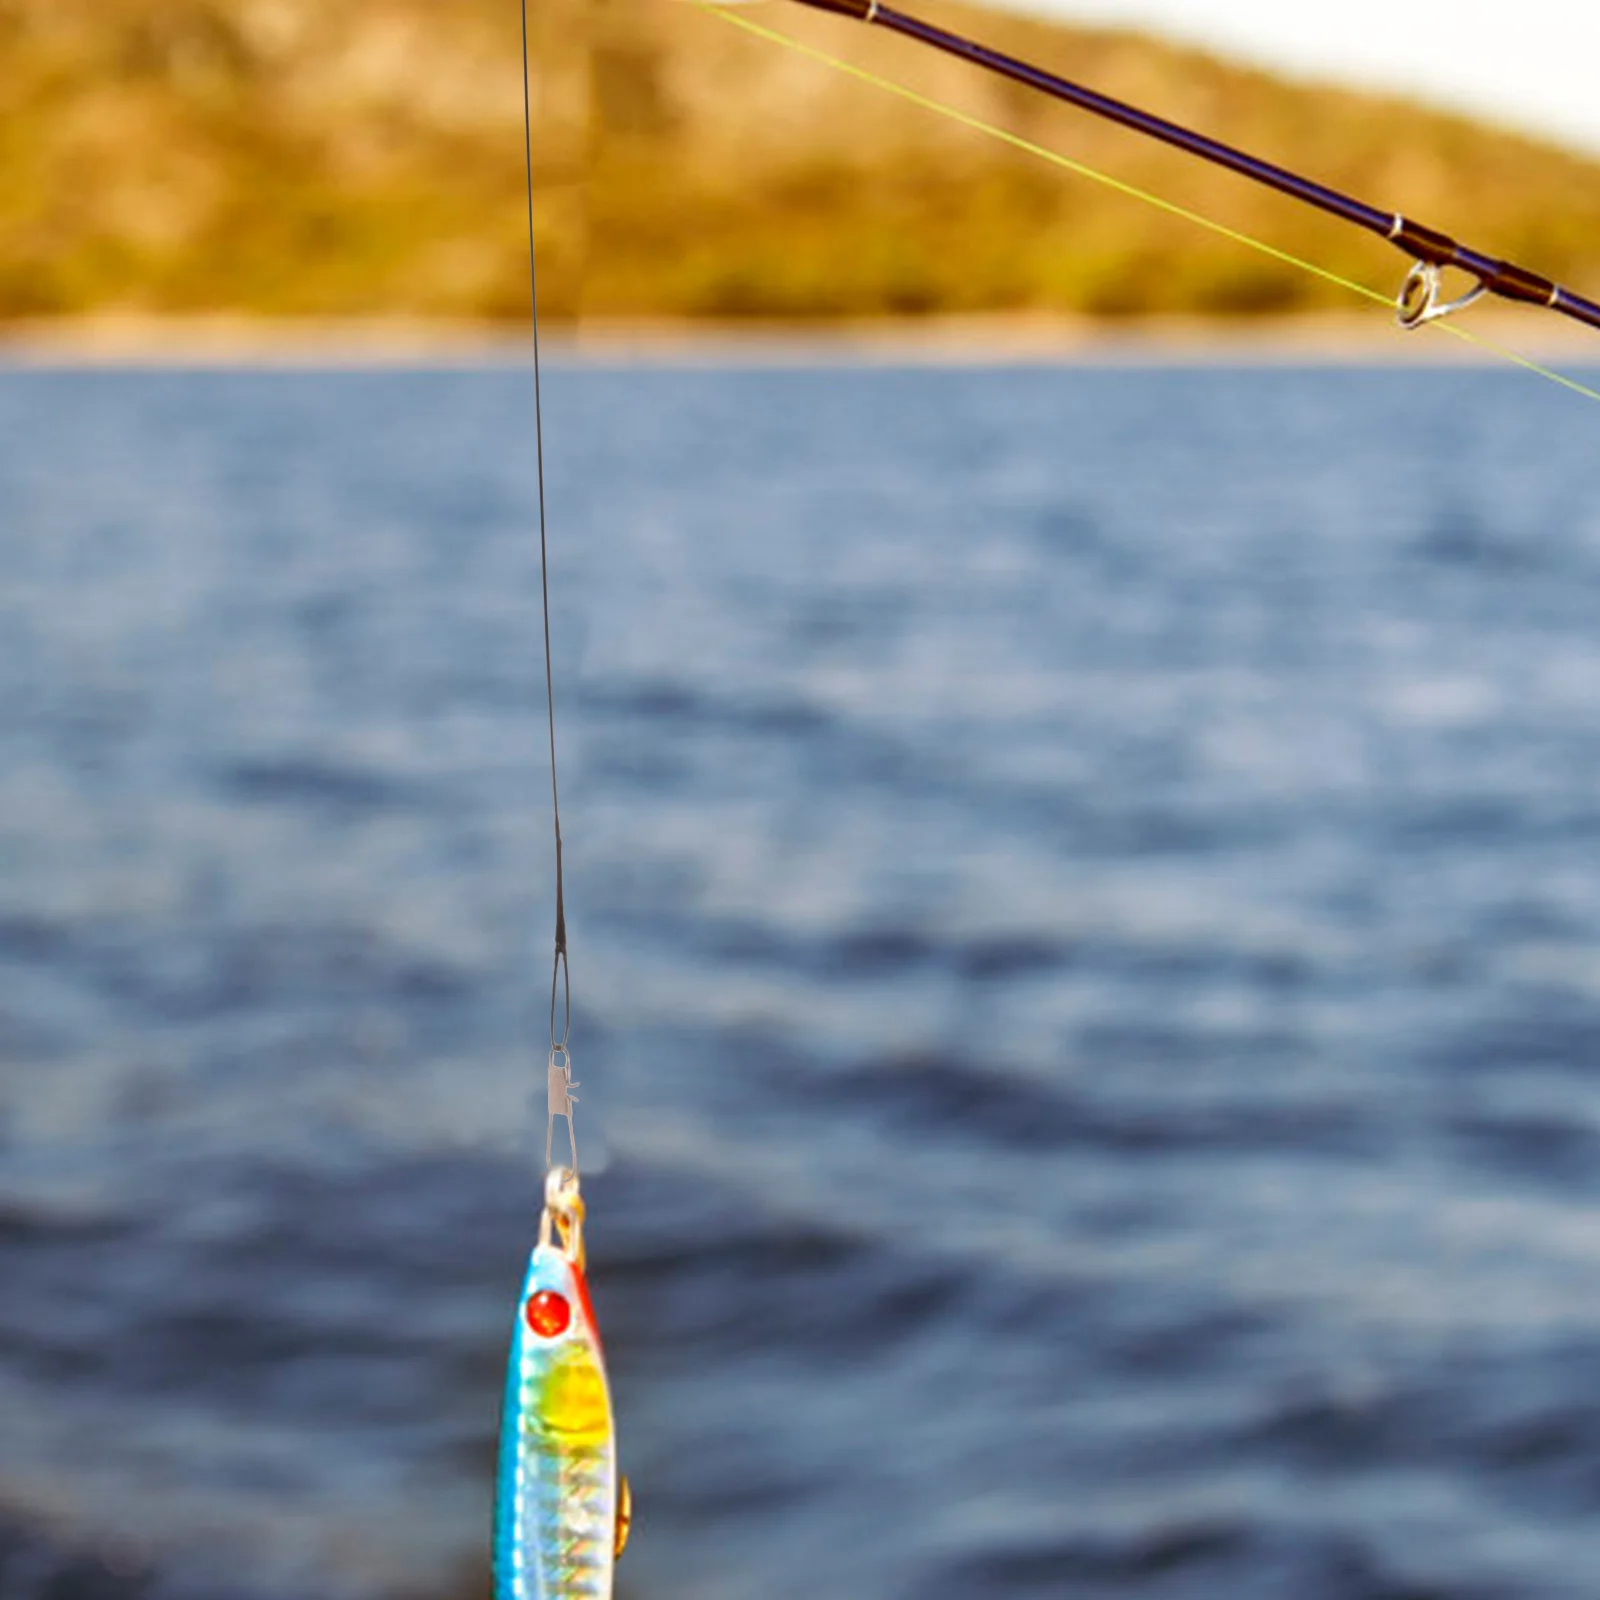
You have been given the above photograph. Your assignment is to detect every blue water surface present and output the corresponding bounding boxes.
[3,356,1600,1600]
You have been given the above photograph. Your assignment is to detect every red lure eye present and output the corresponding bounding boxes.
[524,1290,571,1338]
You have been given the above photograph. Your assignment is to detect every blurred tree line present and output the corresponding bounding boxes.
[1,0,1596,323]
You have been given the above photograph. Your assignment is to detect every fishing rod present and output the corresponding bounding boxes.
[784,0,1600,335]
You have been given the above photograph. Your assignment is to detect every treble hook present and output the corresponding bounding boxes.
[1396,260,1487,330]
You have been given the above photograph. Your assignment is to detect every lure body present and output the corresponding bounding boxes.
[494,1233,618,1600]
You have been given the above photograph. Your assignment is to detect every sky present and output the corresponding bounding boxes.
[1027,0,1600,156]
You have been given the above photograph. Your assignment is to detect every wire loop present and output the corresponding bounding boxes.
[550,944,570,1055]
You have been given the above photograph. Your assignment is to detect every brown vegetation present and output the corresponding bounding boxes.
[1,0,1596,324]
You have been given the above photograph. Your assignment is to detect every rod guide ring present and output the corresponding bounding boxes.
[1396,260,1487,330]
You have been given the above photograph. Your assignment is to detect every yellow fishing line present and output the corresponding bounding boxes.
[1434,320,1600,405]
[695,1,1600,407]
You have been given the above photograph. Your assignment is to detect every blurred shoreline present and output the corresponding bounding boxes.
[3,312,1596,368]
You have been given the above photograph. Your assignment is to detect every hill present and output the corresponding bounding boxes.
[2,0,1597,324]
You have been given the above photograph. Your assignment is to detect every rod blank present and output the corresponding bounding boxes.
[786,0,1600,334]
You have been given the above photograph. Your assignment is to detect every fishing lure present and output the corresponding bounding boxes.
[495,1164,631,1600]
[501,2,630,1589]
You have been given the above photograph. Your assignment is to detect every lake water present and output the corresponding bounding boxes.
[3,356,1600,1600]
